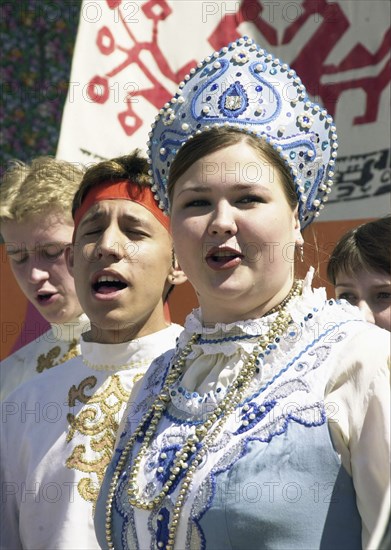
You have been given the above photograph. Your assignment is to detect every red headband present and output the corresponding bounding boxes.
[72,180,170,241]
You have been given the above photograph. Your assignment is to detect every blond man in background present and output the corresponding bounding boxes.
[0,157,89,400]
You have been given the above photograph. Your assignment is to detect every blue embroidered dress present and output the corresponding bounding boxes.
[95,272,390,549]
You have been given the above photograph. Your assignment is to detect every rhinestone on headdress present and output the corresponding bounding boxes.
[148,36,338,229]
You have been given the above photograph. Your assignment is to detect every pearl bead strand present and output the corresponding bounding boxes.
[105,280,303,548]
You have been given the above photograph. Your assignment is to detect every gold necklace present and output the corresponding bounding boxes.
[263,282,301,316]
[105,280,303,549]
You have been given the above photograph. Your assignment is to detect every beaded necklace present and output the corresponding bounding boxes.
[105,280,303,549]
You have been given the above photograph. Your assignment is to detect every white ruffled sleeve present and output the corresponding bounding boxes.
[326,326,390,549]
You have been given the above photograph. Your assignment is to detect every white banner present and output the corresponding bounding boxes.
[57,0,391,221]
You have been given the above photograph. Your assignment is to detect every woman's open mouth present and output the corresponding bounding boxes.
[205,247,244,271]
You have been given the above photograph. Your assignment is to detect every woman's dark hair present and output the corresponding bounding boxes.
[327,216,391,284]
[168,127,298,210]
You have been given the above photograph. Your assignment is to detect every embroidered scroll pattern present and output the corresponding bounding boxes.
[36,338,79,373]
[66,373,142,506]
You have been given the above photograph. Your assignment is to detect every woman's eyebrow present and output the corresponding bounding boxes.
[175,184,210,197]
[177,182,270,196]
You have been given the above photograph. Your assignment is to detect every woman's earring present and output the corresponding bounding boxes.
[299,244,304,263]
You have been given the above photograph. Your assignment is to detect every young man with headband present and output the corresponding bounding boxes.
[1,151,185,549]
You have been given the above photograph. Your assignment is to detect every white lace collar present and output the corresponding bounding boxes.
[169,269,364,416]
[176,268,361,359]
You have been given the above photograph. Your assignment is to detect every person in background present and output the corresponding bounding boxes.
[0,150,185,550]
[327,216,391,331]
[95,37,390,550]
[0,157,89,400]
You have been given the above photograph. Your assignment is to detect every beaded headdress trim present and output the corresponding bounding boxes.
[147,36,338,229]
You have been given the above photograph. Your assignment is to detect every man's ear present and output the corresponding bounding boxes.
[65,244,74,275]
[163,264,187,304]
[167,250,187,287]
[167,264,187,287]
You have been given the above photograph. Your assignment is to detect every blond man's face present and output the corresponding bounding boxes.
[3,212,83,324]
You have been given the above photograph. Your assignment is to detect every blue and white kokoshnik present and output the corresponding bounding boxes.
[147,36,338,229]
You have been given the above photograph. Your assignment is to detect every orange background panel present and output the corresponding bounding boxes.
[1,244,29,359]
[0,218,372,360]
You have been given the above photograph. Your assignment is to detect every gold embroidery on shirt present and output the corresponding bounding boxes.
[66,373,139,506]
[36,339,79,373]
[36,346,61,372]
[68,376,98,406]
[59,339,79,364]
